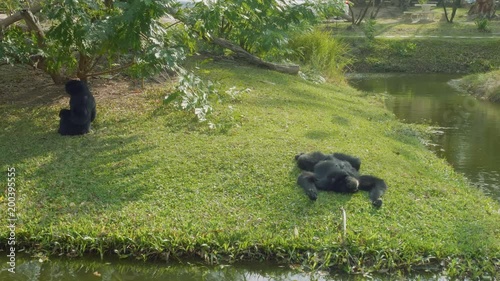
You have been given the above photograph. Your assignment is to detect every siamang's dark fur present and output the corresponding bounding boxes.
[58,80,96,136]
[295,151,387,207]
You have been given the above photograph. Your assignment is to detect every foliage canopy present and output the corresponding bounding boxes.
[0,0,343,121]
[1,0,343,81]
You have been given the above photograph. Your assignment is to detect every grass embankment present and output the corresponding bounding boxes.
[342,37,500,73]
[328,8,500,73]
[450,69,500,102]
[1,62,499,277]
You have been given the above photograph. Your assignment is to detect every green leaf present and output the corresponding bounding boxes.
[164,91,181,105]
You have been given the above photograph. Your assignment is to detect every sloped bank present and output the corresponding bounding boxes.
[0,62,499,278]
[344,37,500,74]
[449,69,500,102]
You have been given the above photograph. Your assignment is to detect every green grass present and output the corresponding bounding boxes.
[1,61,499,278]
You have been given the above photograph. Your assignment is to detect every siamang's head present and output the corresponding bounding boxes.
[65,80,89,96]
[345,177,359,193]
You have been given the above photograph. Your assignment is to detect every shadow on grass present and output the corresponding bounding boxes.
[0,65,66,107]
[0,106,157,218]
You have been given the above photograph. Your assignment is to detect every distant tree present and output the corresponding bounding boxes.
[399,0,411,11]
[468,0,496,18]
[347,0,383,26]
[439,0,462,23]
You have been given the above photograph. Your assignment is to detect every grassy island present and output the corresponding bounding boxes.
[1,62,499,278]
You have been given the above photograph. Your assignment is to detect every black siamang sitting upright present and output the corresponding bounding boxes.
[295,151,387,207]
[58,80,96,136]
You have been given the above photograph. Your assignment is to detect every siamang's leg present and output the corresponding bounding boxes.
[358,175,387,207]
[295,152,330,172]
[58,109,73,135]
[297,171,319,201]
[59,109,71,118]
[332,153,361,171]
[59,109,87,136]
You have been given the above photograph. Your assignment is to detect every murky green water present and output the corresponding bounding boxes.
[347,73,500,202]
[0,254,446,281]
[0,256,316,281]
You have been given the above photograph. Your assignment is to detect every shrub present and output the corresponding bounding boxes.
[287,29,351,83]
[362,19,377,41]
[475,17,491,32]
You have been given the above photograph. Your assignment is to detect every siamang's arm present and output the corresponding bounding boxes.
[297,171,318,201]
[332,153,361,171]
[358,175,387,207]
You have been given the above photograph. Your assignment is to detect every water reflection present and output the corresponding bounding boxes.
[0,255,449,281]
[348,73,500,202]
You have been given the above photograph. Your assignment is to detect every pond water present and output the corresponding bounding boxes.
[0,256,321,281]
[0,254,447,281]
[347,73,500,202]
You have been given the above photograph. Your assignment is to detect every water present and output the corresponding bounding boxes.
[3,255,329,281]
[347,73,500,202]
[0,254,449,281]
[0,257,322,281]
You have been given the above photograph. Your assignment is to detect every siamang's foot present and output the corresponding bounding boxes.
[345,176,359,192]
[305,188,317,201]
[372,199,383,208]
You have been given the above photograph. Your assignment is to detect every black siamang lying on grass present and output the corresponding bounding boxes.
[295,151,387,207]
[58,80,96,136]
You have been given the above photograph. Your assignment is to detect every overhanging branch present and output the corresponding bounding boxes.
[15,6,66,84]
[0,3,42,30]
[211,37,299,75]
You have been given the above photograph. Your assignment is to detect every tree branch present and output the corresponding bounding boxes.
[165,10,299,75]
[86,61,135,77]
[211,37,299,75]
[20,9,44,46]
[356,0,373,25]
[165,20,182,30]
[18,8,66,84]
[0,3,42,30]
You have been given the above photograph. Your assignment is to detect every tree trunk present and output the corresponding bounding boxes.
[468,0,495,17]
[440,0,462,23]
[105,0,113,9]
